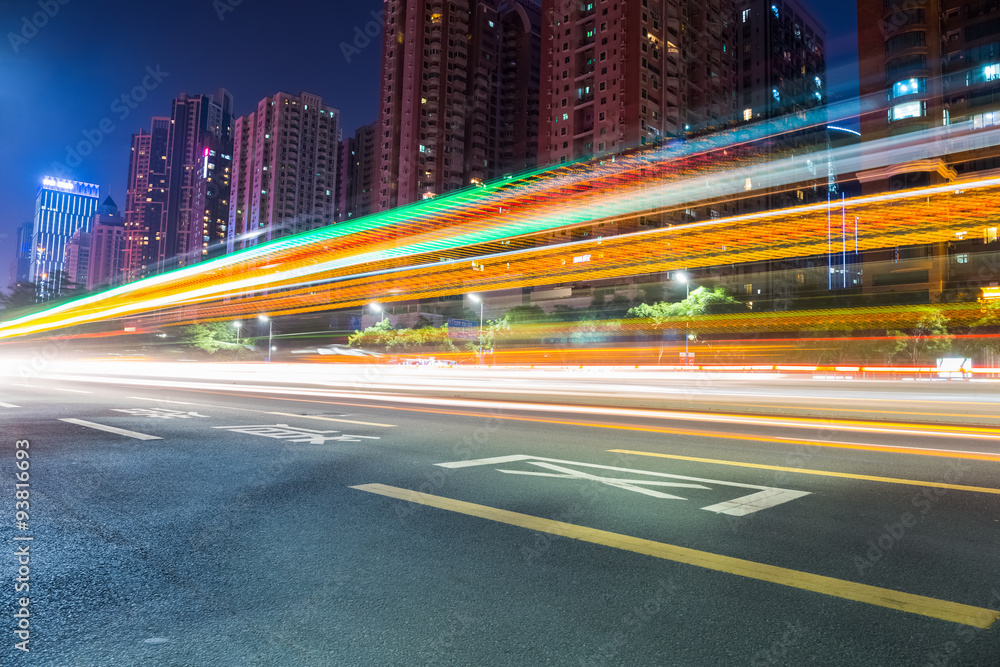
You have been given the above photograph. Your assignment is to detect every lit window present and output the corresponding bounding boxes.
[889,100,926,121]
[743,108,752,121]
[772,88,781,103]
[771,4,779,18]
[890,78,925,99]
[742,8,750,22]
[956,254,969,264]
[986,64,1000,81]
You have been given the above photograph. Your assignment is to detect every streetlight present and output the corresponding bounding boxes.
[370,302,385,322]
[468,294,484,359]
[233,321,242,359]
[675,271,690,299]
[258,315,273,363]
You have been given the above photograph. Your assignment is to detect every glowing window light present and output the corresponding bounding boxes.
[888,101,925,122]
[986,64,1000,82]
[890,78,925,99]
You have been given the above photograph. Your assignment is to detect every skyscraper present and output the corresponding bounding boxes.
[30,177,100,299]
[123,118,170,282]
[538,0,736,165]
[376,0,541,211]
[348,121,379,220]
[856,0,1000,303]
[88,196,125,290]
[164,90,234,270]
[188,136,233,264]
[227,91,340,253]
[735,0,833,212]
[123,90,233,281]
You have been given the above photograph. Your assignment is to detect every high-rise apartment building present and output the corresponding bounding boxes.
[856,0,1000,303]
[538,0,736,165]
[227,91,340,253]
[123,118,170,282]
[30,177,100,299]
[164,90,234,269]
[376,0,541,211]
[188,135,233,264]
[88,196,125,290]
[735,0,833,212]
[63,230,92,291]
[348,121,379,219]
[65,196,124,292]
[123,90,233,281]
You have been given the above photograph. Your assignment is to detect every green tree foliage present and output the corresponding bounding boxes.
[173,322,240,355]
[894,308,953,365]
[0,283,38,311]
[627,286,748,323]
[349,320,458,353]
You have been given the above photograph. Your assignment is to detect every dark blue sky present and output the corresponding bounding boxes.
[0,0,856,284]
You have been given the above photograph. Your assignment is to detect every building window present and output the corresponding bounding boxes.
[888,100,926,121]
[890,77,925,99]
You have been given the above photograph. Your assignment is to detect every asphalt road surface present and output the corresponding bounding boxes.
[1,364,999,666]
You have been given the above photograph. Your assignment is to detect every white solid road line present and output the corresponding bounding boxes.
[51,387,91,394]
[0,402,20,408]
[59,418,162,440]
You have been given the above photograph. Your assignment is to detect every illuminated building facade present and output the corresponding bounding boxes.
[227,91,340,253]
[30,177,100,299]
[347,121,379,220]
[538,0,736,165]
[857,0,1000,303]
[376,0,541,211]
[123,91,233,281]
[188,134,233,264]
[87,197,125,290]
[123,118,170,282]
[165,90,234,270]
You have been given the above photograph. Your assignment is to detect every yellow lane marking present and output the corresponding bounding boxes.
[610,450,1000,495]
[267,411,396,428]
[351,483,1000,628]
[676,400,1000,421]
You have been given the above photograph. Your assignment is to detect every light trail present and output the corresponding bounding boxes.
[4,115,1000,339]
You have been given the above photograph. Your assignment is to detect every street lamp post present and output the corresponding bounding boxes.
[370,303,385,322]
[233,321,242,360]
[258,315,273,363]
[468,294,484,361]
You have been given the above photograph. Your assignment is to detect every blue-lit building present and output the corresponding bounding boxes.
[30,177,100,299]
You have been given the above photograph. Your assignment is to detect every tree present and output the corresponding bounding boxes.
[896,308,953,365]
[627,286,747,323]
[0,283,38,311]
[349,321,458,353]
[173,322,240,355]
[854,331,908,366]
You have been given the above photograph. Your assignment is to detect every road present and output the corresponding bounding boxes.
[1,363,998,665]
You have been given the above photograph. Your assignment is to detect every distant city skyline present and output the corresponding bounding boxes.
[0,0,857,290]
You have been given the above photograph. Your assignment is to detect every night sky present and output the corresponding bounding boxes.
[0,0,857,289]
